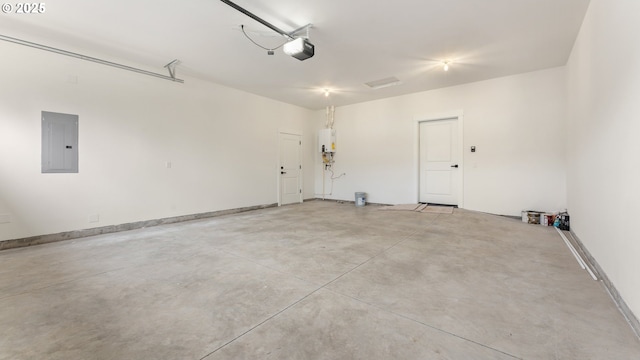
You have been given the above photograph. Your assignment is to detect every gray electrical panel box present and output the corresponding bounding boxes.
[41,111,79,173]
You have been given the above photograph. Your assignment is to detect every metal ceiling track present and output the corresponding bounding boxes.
[220,0,311,40]
[0,34,184,83]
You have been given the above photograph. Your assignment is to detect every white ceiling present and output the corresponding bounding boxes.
[0,0,590,109]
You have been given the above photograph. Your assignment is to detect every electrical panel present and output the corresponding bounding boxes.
[42,111,79,173]
[318,129,336,153]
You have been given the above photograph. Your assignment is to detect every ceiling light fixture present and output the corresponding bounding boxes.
[324,89,330,97]
[443,61,450,71]
[220,0,314,61]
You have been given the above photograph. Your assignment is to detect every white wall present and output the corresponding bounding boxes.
[314,68,567,216]
[566,0,640,321]
[0,41,316,241]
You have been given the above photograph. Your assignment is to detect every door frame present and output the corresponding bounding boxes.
[277,129,303,206]
[414,110,464,208]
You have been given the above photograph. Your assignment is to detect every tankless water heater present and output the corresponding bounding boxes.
[318,129,336,153]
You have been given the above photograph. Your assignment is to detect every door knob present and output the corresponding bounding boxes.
[451,164,459,168]
[281,171,287,174]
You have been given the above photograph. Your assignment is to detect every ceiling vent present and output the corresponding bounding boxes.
[364,77,401,90]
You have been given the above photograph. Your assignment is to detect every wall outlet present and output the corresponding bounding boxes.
[88,214,100,223]
[0,214,11,224]
[166,161,172,169]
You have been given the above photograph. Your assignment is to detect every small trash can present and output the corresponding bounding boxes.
[355,192,366,207]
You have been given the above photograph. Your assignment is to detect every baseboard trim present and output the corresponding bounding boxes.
[0,203,278,251]
[567,230,640,339]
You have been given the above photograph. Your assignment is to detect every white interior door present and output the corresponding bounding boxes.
[279,133,302,205]
[419,119,459,205]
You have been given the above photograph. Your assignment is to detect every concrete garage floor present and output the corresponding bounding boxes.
[1,201,639,359]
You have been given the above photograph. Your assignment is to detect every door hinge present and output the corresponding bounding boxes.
[299,141,301,145]
[299,165,301,169]
[299,189,302,194]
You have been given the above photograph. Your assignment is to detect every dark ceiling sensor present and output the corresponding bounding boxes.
[220,0,314,61]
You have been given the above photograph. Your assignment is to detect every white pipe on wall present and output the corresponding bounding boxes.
[556,227,597,280]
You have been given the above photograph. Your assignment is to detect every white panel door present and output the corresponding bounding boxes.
[419,119,459,205]
[279,133,302,205]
